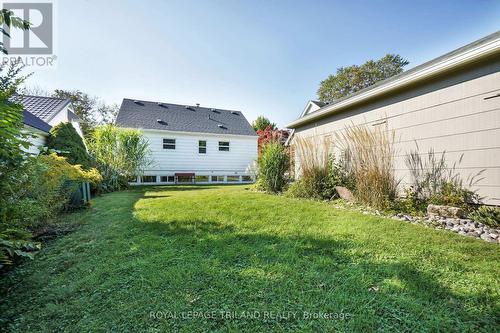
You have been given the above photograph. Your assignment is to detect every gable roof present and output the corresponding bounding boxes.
[115,99,257,136]
[14,95,71,122]
[287,31,500,128]
[23,110,52,133]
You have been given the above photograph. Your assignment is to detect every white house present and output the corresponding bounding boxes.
[22,109,52,155]
[286,31,500,205]
[115,99,258,184]
[16,95,84,154]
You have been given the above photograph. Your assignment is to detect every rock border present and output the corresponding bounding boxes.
[392,213,499,244]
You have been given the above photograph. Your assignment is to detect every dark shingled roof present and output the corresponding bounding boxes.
[311,100,327,108]
[23,110,52,133]
[14,95,71,122]
[115,99,257,136]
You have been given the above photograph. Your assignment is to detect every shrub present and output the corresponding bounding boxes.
[287,135,355,201]
[469,206,500,228]
[88,125,151,193]
[3,154,101,230]
[257,141,289,193]
[0,154,101,267]
[404,148,482,213]
[335,122,399,209]
[46,122,91,168]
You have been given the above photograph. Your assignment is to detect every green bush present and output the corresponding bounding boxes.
[0,154,100,267]
[257,141,289,193]
[286,156,353,200]
[88,125,151,193]
[47,122,91,167]
[469,206,500,228]
[403,148,482,214]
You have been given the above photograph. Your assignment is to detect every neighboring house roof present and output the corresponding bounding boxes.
[13,95,71,122]
[310,100,327,108]
[116,98,257,136]
[287,31,500,128]
[23,110,52,133]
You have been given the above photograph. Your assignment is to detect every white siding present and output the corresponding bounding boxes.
[137,129,258,183]
[47,106,84,138]
[292,57,500,204]
[22,126,48,155]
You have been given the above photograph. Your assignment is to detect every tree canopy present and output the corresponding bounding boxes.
[317,54,409,103]
[0,9,30,54]
[46,122,91,168]
[252,116,277,132]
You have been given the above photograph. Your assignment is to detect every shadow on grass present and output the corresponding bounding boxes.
[129,189,497,331]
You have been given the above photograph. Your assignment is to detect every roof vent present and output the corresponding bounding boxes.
[218,124,227,129]
[157,119,167,125]
[185,105,195,110]
[196,103,200,107]
[133,100,143,105]
[231,111,239,115]
[157,102,167,108]
[211,108,220,114]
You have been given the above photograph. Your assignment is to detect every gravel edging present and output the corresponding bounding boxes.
[392,213,499,244]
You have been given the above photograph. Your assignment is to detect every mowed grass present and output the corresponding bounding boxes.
[1,185,499,332]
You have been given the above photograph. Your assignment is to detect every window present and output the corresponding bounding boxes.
[141,175,157,183]
[195,175,209,182]
[218,141,230,151]
[177,175,193,183]
[211,175,224,182]
[163,138,176,149]
[160,176,175,183]
[199,140,207,154]
[241,175,252,182]
[128,175,138,183]
[227,175,240,182]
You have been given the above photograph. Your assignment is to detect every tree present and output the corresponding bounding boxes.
[317,54,409,103]
[0,9,30,54]
[46,122,91,168]
[252,116,276,132]
[52,90,98,136]
[256,125,289,155]
[52,90,119,136]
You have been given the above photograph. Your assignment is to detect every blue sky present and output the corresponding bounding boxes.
[25,0,500,127]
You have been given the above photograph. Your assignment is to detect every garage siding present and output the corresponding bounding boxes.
[292,57,500,204]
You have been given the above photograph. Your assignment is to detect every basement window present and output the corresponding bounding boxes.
[218,141,230,151]
[163,138,176,149]
[241,175,252,182]
[199,140,207,154]
[211,175,224,182]
[195,175,209,182]
[227,175,240,182]
[141,175,157,183]
[160,176,175,183]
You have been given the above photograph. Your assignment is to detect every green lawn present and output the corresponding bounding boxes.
[1,185,499,332]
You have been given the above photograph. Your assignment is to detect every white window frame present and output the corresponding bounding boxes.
[160,175,175,183]
[218,141,230,152]
[198,140,207,154]
[211,175,225,183]
[163,138,176,150]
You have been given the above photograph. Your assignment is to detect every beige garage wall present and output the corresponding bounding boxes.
[292,57,500,205]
